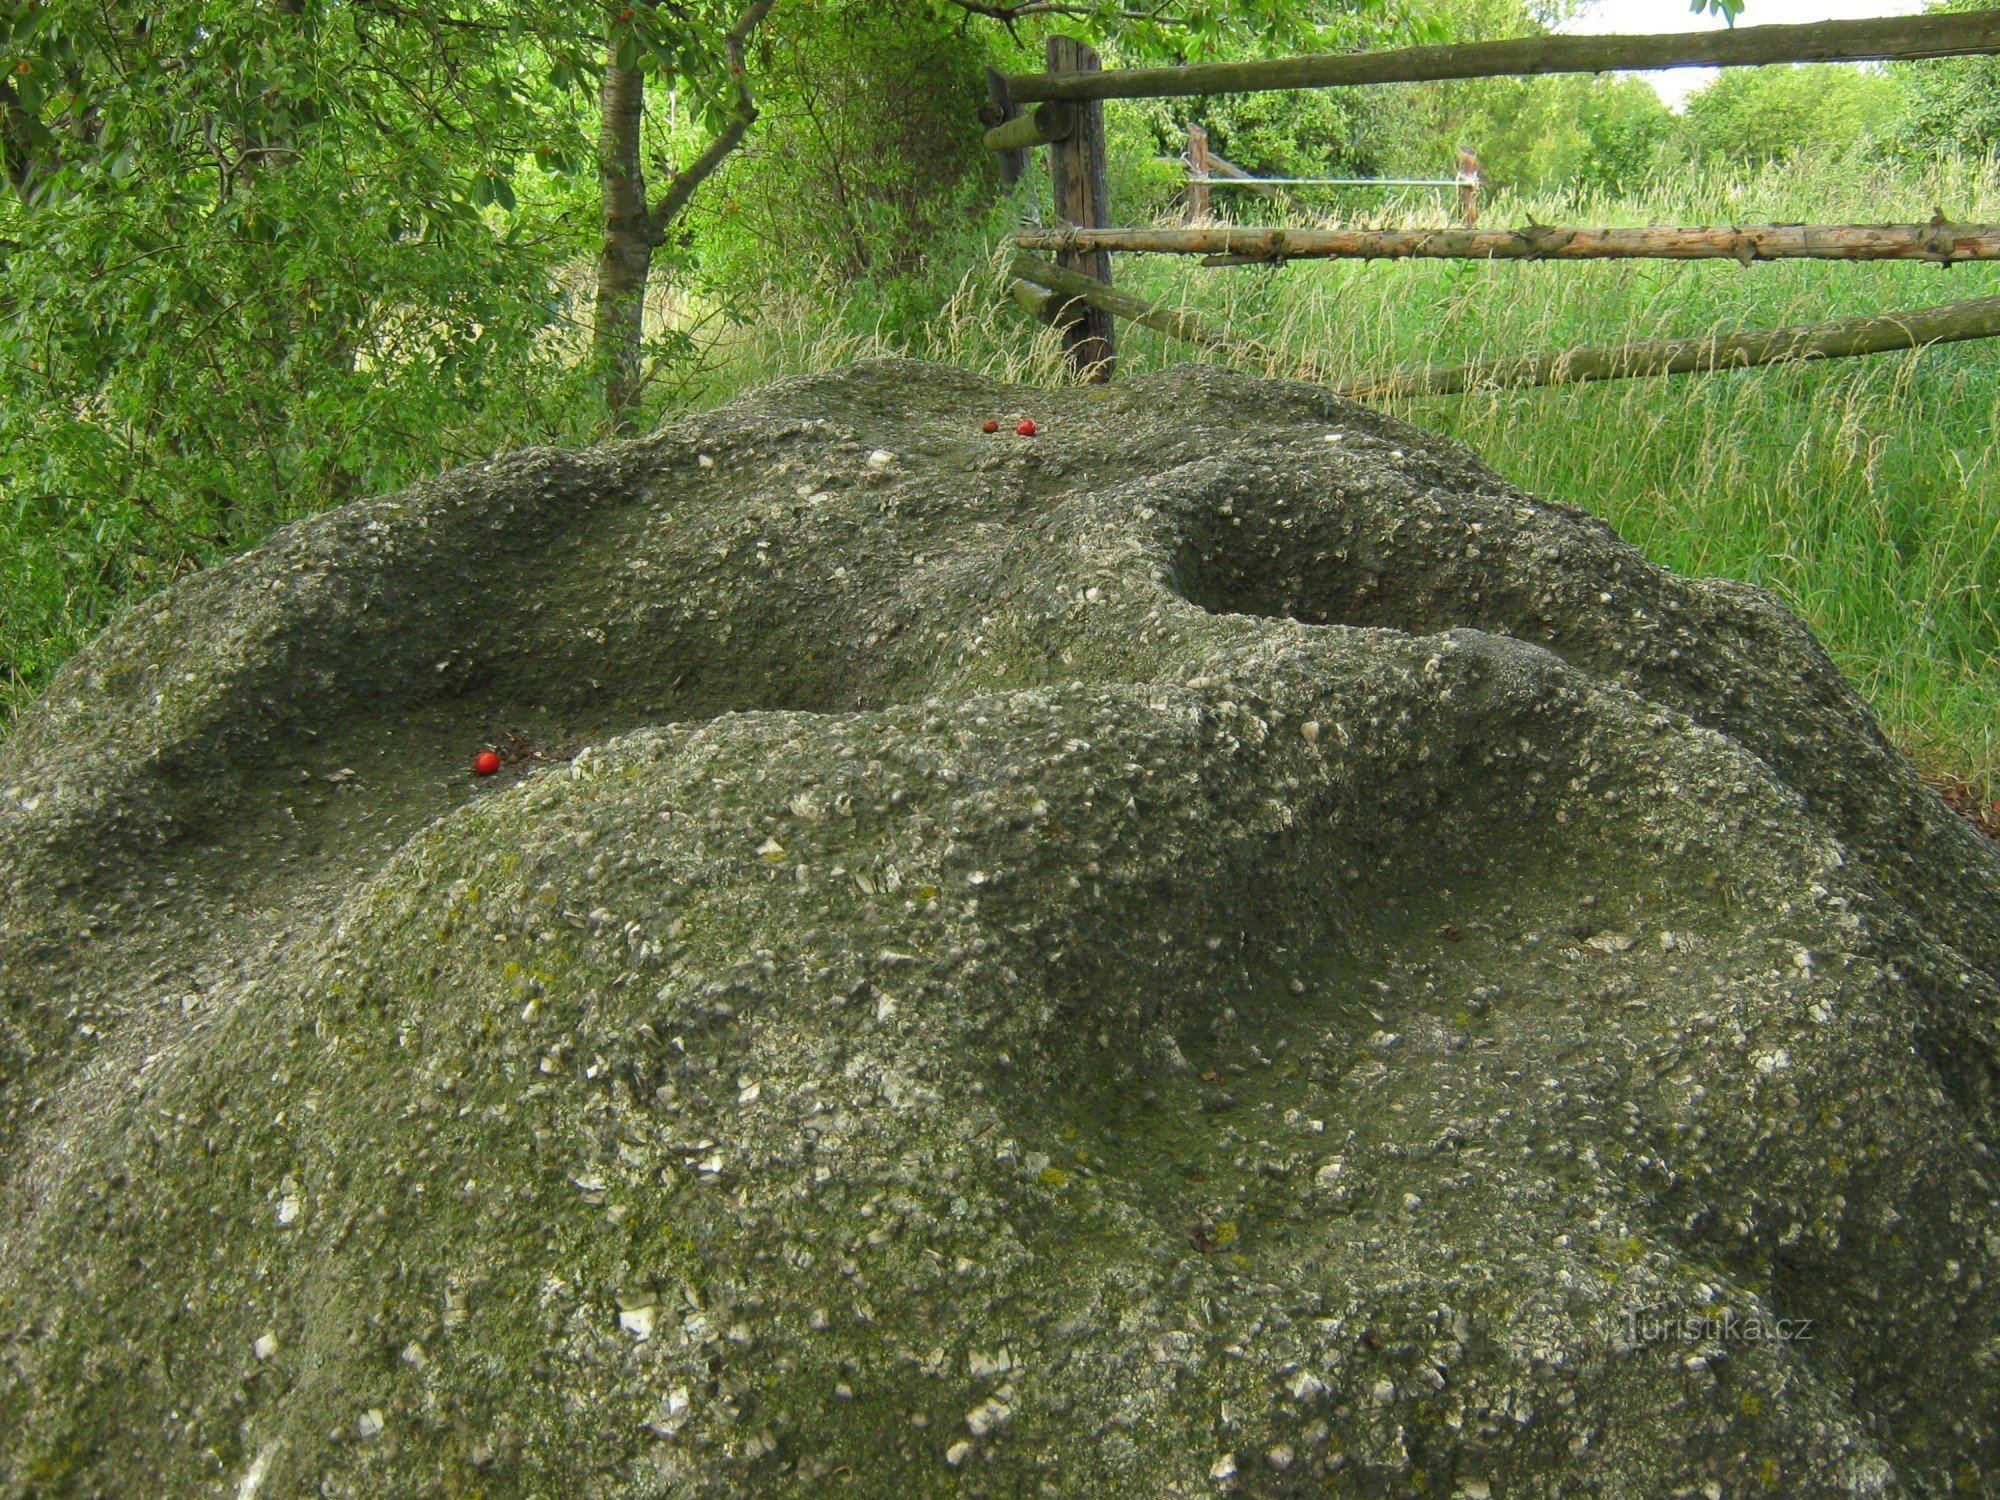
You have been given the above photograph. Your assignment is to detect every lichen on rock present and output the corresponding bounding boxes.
[4,359,1999,1497]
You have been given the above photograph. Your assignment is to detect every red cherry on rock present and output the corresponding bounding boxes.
[474,751,500,777]
[1016,419,1037,437]
[982,419,999,433]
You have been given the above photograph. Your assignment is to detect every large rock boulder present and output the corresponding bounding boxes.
[4,359,2000,1498]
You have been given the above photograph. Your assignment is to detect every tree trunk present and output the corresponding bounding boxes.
[595,51,653,433]
[592,0,776,434]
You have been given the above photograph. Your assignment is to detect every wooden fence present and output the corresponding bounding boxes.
[981,9,2000,392]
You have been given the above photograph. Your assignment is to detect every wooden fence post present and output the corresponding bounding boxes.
[1457,148,1480,228]
[1047,36,1114,381]
[984,68,1028,190]
[1188,123,1211,223]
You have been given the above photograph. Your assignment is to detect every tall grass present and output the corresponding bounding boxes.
[674,152,2000,792]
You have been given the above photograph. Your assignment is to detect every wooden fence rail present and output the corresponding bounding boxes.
[1012,253,2000,399]
[1017,222,2000,267]
[1003,9,2000,102]
[1344,294,2000,399]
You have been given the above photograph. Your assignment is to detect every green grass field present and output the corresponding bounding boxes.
[6,152,1997,802]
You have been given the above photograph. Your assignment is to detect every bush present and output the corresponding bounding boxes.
[0,24,597,729]
[691,1,995,297]
[1122,87,1378,181]
[1895,54,2000,162]
[1878,0,2000,164]
[1342,0,1673,199]
[1675,64,1902,168]
[1437,73,1673,197]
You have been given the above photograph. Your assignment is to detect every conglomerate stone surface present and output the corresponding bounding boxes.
[3,359,2000,1498]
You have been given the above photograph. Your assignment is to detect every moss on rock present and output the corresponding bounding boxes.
[4,360,2000,1496]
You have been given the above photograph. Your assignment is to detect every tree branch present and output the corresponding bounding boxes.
[939,0,1191,24]
[642,0,778,244]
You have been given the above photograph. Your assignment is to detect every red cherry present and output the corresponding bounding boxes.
[982,419,999,433]
[473,751,500,777]
[1016,419,1037,437]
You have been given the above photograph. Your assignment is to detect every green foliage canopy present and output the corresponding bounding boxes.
[0,0,606,707]
[691,1,995,295]
[1891,0,2000,162]
[1678,62,1903,168]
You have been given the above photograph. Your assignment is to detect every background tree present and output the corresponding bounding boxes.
[1676,62,1902,169]
[689,0,997,298]
[1105,0,1671,205]
[593,0,776,430]
[586,0,1416,412]
[0,0,598,707]
[1892,0,2000,162]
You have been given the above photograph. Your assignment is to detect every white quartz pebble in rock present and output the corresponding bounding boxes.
[967,1347,1014,1377]
[966,1397,1012,1436]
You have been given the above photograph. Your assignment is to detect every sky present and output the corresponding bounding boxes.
[1557,0,1927,108]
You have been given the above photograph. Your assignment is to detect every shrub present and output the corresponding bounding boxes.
[691,1,995,296]
[1675,64,1903,169]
